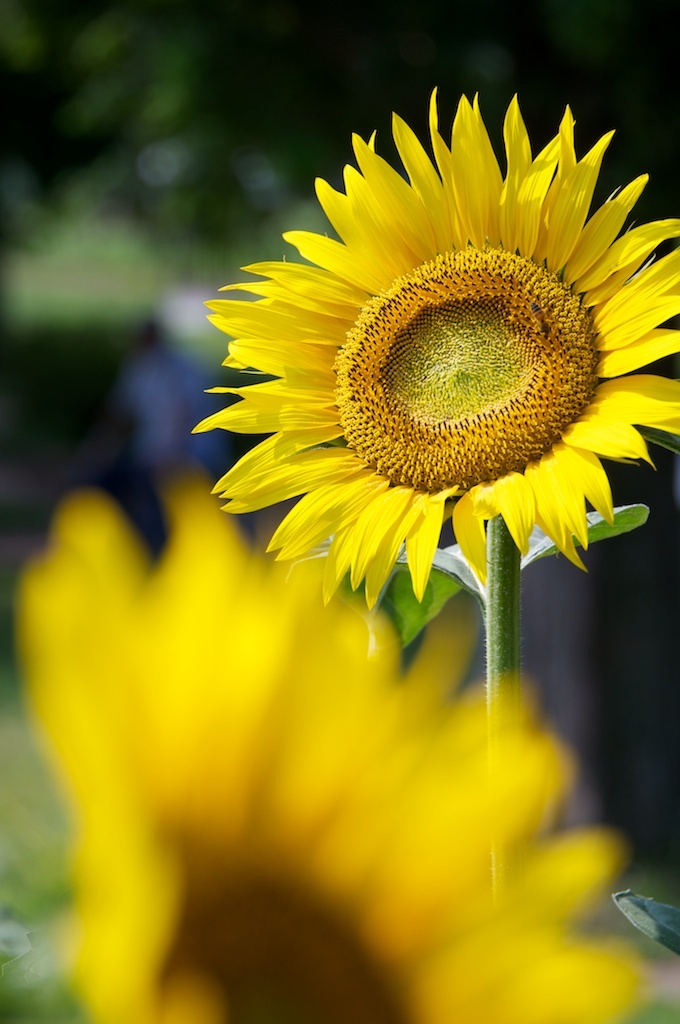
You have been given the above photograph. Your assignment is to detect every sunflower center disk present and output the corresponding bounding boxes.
[335,248,599,492]
[385,302,532,424]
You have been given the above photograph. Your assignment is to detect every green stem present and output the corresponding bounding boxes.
[485,514,522,896]
[486,514,522,709]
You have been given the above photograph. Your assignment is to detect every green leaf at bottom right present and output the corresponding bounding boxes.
[613,890,680,956]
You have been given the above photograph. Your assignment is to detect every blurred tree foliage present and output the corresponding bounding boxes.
[2,0,680,244]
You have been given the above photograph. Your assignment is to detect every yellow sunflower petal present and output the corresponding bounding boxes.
[565,174,648,283]
[197,394,337,435]
[594,374,680,430]
[513,135,560,258]
[219,279,359,320]
[428,89,466,250]
[525,452,589,553]
[316,172,418,282]
[364,499,423,609]
[552,445,614,524]
[219,448,361,512]
[283,229,386,293]
[499,95,532,254]
[222,337,336,377]
[209,428,341,493]
[393,111,452,254]
[595,294,680,351]
[545,130,615,272]
[534,508,587,571]
[241,259,369,307]
[597,327,680,377]
[450,94,502,249]
[576,218,680,294]
[269,473,390,559]
[557,104,577,173]
[323,523,355,604]
[595,245,680,322]
[405,493,451,601]
[349,486,415,590]
[452,493,487,584]
[532,105,576,262]
[351,134,438,267]
[562,415,652,463]
[206,297,348,345]
[471,472,536,555]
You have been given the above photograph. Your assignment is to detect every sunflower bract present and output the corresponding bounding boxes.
[198,93,680,605]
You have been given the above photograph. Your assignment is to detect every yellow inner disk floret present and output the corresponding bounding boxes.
[335,247,599,492]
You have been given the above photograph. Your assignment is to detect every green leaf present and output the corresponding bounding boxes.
[429,546,486,605]
[521,504,649,570]
[640,426,680,455]
[380,563,462,648]
[613,890,680,955]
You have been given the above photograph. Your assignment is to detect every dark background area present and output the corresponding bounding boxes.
[4,0,680,239]
[2,0,680,879]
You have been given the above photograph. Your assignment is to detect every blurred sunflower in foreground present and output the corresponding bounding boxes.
[197,93,680,603]
[18,479,638,1024]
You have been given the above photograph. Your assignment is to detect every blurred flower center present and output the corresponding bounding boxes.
[162,866,407,1024]
[335,247,598,491]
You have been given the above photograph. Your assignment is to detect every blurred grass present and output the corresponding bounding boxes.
[6,216,171,330]
[0,564,84,1020]
[631,1008,680,1023]
[4,196,327,358]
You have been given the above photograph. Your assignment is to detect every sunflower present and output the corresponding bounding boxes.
[196,93,680,605]
[19,478,638,1024]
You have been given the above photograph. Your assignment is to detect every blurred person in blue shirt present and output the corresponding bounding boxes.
[75,318,230,553]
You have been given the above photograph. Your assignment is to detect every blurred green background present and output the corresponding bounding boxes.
[2,0,680,1018]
